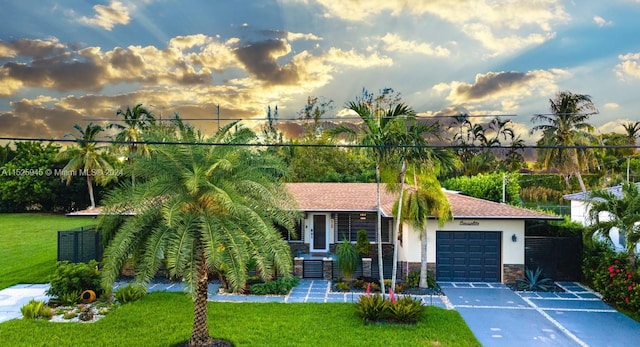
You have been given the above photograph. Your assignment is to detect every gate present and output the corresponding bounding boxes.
[525,236,582,281]
[57,226,102,263]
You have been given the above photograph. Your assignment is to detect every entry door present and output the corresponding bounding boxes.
[311,214,329,252]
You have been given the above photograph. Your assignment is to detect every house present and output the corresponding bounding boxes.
[564,182,640,252]
[68,182,559,283]
[285,183,559,283]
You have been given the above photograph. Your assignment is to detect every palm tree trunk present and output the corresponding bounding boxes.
[390,161,406,292]
[190,256,212,347]
[575,170,587,193]
[375,163,385,296]
[629,247,637,271]
[419,226,428,288]
[87,175,96,209]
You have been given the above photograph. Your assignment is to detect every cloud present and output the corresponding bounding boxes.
[604,102,619,109]
[433,69,564,110]
[0,38,66,59]
[378,33,450,57]
[615,52,640,80]
[311,0,568,55]
[79,1,131,31]
[234,39,300,85]
[593,16,613,27]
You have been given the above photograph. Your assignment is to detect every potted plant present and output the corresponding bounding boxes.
[336,238,358,282]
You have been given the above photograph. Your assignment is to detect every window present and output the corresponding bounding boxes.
[277,220,303,242]
[335,213,391,243]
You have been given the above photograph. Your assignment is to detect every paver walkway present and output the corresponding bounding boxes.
[0,279,445,323]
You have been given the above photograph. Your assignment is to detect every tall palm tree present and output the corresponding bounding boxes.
[57,123,114,209]
[396,172,452,288]
[330,100,406,295]
[586,182,640,270]
[99,121,298,347]
[531,91,599,192]
[108,104,156,184]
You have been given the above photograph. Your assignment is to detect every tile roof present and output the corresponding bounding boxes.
[67,182,559,220]
[286,183,558,220]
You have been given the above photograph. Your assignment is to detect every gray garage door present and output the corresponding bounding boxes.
[436,231,501,282]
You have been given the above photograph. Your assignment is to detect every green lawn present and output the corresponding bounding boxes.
[0,213,480,346]
[0,292,480,346]
[0,213,94,289]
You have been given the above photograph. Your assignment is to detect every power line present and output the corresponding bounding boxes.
[0,136,638,150]
[82,114,518,122]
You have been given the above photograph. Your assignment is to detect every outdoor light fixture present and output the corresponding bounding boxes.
[511,234,517,242]
[359,213,367,220]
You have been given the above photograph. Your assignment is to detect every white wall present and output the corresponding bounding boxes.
[399,219,525,265]
[570,200,628,252]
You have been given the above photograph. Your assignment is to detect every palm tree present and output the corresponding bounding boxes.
[108,104,156,184]
[622,121,640,181]
[99,121,298,347]
[330,99,407,295]
[57,123,114,209]
[396,172,452,288]
[586,182,640,270]
[531,91,599,192]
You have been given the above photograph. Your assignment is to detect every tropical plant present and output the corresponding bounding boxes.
[356,229,370,257]
[354,293,390,322]
[20,299,52,320]
[115,283,147,304]
[57,123,115,208]
[531,91,599,192]
[336,238,359,281]
[46,260,102,300]
[108,104,156,184]
[516,267,554,291]
[249,276,299,295]
[99,120,299,347]
[387,296,425,323]
[397,173,452,288]
[585,182,640,270]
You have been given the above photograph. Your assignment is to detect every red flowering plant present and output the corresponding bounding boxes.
[589,255,640,311]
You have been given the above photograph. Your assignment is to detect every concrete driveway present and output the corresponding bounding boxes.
[439,282,640,347]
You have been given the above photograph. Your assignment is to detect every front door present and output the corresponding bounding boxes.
[311,214,329,252]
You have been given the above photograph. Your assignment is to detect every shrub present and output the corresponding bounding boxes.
[249,276,299,295]
[516,267,554,291]
[356,229,370,256]
[115,283,147,304]
[354,293,389,322]
[20,299,52,320]
[336,238,358,281]
[57,290,82,306]
[406,270,420,288]
[47,260,102,299]
[387,296,424,324]
[335,281,350,291]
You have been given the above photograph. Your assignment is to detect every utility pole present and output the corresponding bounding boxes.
[502,173,506,204]
[216,104,220,131]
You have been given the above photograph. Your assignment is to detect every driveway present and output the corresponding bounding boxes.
[439,282,640,347]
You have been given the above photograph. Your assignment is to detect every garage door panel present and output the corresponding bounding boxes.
[436,231,501,282]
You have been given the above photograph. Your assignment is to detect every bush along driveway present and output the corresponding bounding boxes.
[439,281,640,347]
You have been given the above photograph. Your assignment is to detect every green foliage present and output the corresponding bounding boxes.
[406,270,420,288]
[249,277,299,295]
[387,296,425,323]
[336,238,359,280]
[47,260,102,300]
[443,172,520,204]
[526,218,584,237]
[20,299,52,320]
[355,293,425,324]
[335,281,351,291]
[55,290,82,306]
[583,245,640,312]
[115,283,147,304]
[355,229,370,256]
[516,267,554,291]
[354,293,390,322]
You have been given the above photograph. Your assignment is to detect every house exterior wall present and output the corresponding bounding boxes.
[398,219,525,282]
[570,200,629,252]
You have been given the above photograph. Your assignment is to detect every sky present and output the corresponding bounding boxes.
[2,0,640,144]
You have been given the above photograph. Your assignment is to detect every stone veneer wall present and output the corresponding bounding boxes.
[503,264,525,283]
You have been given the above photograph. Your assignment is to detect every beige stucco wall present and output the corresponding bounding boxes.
[398,219,525,266]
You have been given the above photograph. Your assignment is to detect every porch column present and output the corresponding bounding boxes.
[322,257,333,280]
[362,257,372,278]
[294,257,304,279]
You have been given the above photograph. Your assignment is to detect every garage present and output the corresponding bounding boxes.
[436,231,501,282]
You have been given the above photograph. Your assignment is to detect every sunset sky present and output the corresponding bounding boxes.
[2,0,640,143]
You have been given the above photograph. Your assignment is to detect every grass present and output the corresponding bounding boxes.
[0,213,93,289]
[0,292,481,346]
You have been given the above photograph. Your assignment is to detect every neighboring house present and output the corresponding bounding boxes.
[68,182,559,283]
[564,183,640,252]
